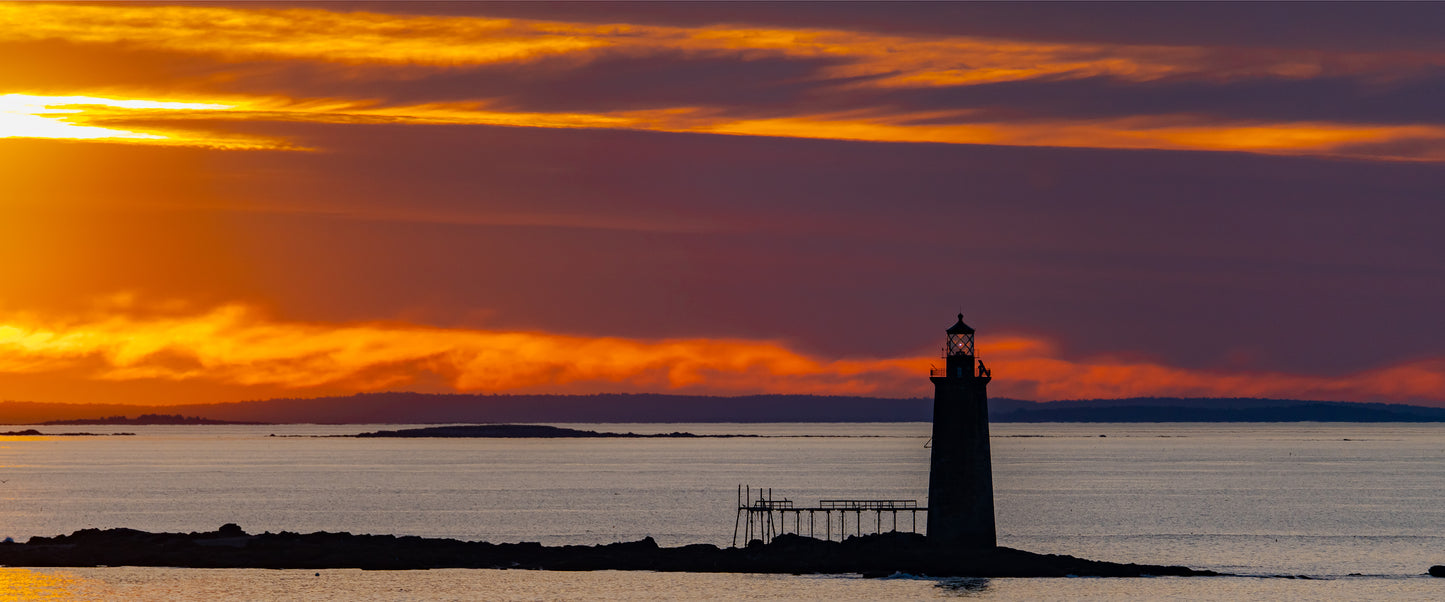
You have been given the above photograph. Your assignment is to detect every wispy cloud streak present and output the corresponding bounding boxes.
[7,2,1445,160]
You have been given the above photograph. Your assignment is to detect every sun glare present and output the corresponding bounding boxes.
[0,93,231,141]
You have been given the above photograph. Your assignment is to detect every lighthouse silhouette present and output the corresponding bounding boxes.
[926,313,997,547]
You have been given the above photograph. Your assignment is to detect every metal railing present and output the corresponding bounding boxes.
[746,499,794,510]
[930,366,990,378]
[818,500,919,510]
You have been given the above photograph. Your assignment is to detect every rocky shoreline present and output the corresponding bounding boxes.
[0,525,1216,577]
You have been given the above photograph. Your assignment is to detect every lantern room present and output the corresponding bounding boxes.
[938,313,978,379]
[944,313,975,358]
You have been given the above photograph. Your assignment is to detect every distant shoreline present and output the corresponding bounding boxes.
[1,394,1441,425]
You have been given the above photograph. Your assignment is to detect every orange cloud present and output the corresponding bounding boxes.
[9,2,1437,86]
[12,91,1444,162]
[0,3,603,66]
[984,336,1445,404]
[0,301,928,400]
[682,113,1445,162]
[0,93,648,148]
[0,300,1441,405]
[0,3,1256,82]
[0,93,290,148]
[7,3,1445,160]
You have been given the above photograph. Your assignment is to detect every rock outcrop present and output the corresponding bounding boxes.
[0,526,1216,577]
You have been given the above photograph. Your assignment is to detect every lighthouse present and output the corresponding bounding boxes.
[926,313,997,547]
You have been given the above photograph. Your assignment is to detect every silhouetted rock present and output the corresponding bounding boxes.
[352,424,745,438]
[1429,565,1445,577]
[0,430,134,437]
[357,424,651,438]
[0,526,1219,577]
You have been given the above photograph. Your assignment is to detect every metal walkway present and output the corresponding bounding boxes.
[732,485,927,547]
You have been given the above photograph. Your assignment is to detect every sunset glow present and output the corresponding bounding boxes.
[0,302,923,401]
[5,2,1445,160]
[2,1,1442,407]
[0,302,1438,406]
[6,91,1442,161]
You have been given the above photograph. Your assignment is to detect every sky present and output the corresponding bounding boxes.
[1,1,1442,406]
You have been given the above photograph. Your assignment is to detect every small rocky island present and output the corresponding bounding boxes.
[351,424,746,438]
[0,429,134,437]
[0,525,1215,577]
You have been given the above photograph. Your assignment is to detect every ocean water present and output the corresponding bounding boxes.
[0,422,1441,600]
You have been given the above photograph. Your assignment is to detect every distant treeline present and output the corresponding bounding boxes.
[0,394,1442,424]
[989,398,1445,422]
[41,414,264,426]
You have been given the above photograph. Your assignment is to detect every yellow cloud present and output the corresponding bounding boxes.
[0,93,229,141]
[14,90,1442,162]
[0,93,301,149]
[8,2,1432,86]
[0,3,603,66]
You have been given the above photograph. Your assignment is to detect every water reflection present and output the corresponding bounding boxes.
[0,568,89,601]
[0,435,52,443]
[937,576,991,595]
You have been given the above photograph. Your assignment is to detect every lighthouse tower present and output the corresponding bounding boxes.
[926,313,997,547]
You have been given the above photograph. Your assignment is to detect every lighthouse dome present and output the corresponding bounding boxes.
[946,314,975,335]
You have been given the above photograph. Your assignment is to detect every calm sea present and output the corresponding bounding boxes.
[0,422,1441,600]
